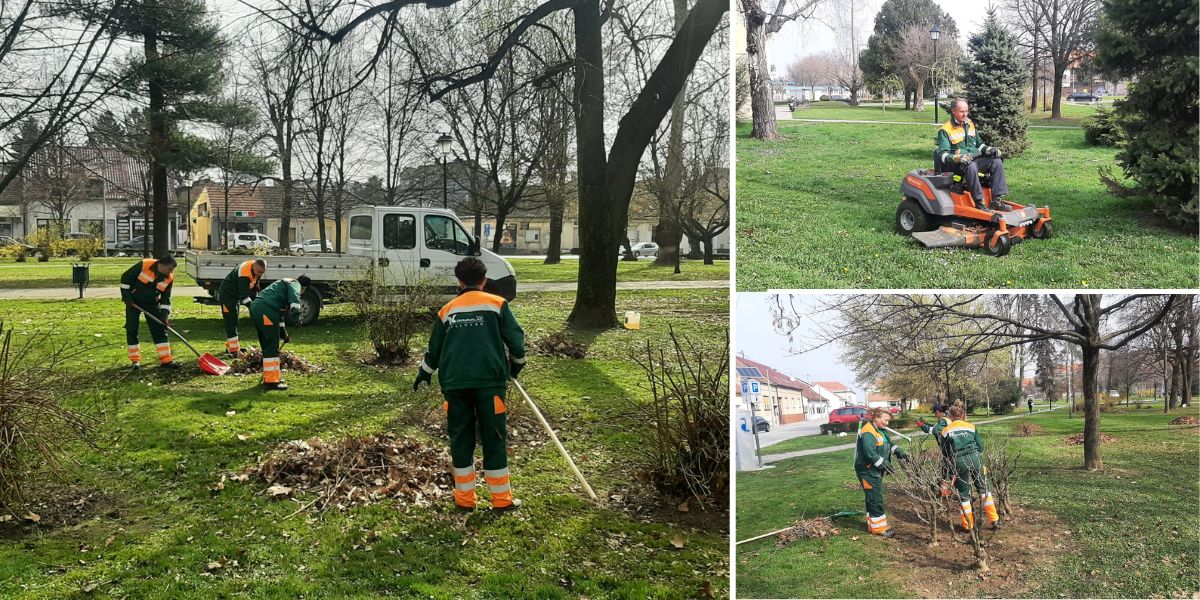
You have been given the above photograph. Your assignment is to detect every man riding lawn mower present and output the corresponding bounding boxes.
[895,98,1053,257]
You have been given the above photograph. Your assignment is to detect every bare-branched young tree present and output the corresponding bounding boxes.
[740,0,826,140]
[1002,0,1101,119]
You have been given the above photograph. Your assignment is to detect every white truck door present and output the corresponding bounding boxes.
[419,212,475,287]
[378,211,420,285]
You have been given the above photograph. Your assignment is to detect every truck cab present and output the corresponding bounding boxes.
[345,206,516,300]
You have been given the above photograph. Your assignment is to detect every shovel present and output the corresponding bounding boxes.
[128,303,230,375]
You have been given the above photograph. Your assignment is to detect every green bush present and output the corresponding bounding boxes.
[1083,107,1123,147]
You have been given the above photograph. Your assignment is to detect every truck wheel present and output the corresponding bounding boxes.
[895,198,931,235]
[298,287,322,326]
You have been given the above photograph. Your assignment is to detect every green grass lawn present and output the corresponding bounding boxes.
[783,100,1107,126]
[0,289,730,599]
[0,257,728,290]
[736,406,1200,598]
[0,257,199,290]
[736,119,1198,289]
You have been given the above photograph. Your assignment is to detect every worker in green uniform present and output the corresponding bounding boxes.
[249,275,310,391]
[917,402,955,497]
[940,404,1000,531]
[120,255,179,370]
[854,407,908,537]
[217,259,266,357]
[413,257,526,513]
[935,98,1009,211]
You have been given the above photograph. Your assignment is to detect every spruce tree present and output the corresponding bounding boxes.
[1094,0,1198,229]
[961,9,1029,157]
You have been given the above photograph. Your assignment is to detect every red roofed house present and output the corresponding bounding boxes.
[735,356,816,425]
[865,381,919,412]
[813,381,856,409]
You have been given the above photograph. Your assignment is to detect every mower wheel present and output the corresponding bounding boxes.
[895,198,932,235]
[984,233,1012,257]
[1031,219,1053,240]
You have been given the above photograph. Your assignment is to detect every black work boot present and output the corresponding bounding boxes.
[492,498,523,513]
[130,363,142,371]
[159,361,182,370]
[263,381,289,391]
[881,528,895,539]
[974,197,991,212]
[991,195,1008,210]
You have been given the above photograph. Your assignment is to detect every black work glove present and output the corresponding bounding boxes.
[894,447,910,461]
[280,327,291,344]
[882,463,896,476]
[988,147,1003,159]
[509,357,526,379]
[412,369,432,392]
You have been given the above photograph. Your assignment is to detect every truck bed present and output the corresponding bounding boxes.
[185,251,372,295]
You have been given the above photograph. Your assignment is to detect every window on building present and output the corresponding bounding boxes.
[78,219,103,236]
[383,214,415,249]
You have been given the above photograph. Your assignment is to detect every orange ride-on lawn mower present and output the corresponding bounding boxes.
[895,165,1052,257]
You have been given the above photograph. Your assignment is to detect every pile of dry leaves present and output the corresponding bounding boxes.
[228,348,321,375]
[1013,422,1044,437]
[241,433,453,510]
[1063,432,1118,445]
[776,517,839,547]
[1169,415,1199,425]
[532,332,588,359]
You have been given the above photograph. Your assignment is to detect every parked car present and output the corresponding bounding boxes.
[114,235,153,251]
[1067,91,1100,102]
[753,416,770,433]
[821,406,869,434]
[617,241,659,257]
[230,232,280,250]
[0,235,44,259]
[289,239,333,254]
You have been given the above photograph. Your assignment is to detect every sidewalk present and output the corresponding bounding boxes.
[760,405,1064,464]
[789,118,1080,130]
[0,279,728,300]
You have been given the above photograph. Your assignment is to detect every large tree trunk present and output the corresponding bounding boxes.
[145,26,170,259]
[491,210,507,254]
[744,6,781,140]
[904,86,913,110]
[1051,62,1065,119]
[567,1,619,328]
[653,0,688,266]
[702,233,714,265]
[910,73,926,111]
[1081,343,1102,470]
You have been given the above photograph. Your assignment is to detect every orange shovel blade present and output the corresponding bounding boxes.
[199,352,230,376]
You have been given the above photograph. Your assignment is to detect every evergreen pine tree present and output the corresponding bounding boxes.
[1094,0,1198,229]
[961,9,1029,157]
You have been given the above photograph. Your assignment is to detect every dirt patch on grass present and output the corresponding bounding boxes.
[1012,422,1043,437]
[0,483,121,538]
[1064,432,1119,445]
[228,348,321,374]
[532,331,588,359]
[888,504,1073,598]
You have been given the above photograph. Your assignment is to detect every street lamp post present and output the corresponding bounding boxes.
[930,25,941,123]
[436,133,452,209]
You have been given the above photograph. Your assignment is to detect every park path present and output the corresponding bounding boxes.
[0,279,728,300]
[759,405,1064,464]
[787,118,1080,130]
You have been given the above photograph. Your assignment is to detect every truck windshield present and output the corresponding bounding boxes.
[424,215,472,255]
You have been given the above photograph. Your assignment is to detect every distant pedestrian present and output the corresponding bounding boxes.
[1027,397,1034,413]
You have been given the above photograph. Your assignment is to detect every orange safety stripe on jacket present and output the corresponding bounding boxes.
[238,260,260,288]
[137,258,174,291]
[437,290,505,321]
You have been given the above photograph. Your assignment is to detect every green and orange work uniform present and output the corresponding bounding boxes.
[420,289,526,510]
[120,259,174,366]
[248,279,301,386]
[854,421,907,535]
[217,260,262,356]
[918,414,955,496]
[935,117,1009,202]
[940,419,1000,530]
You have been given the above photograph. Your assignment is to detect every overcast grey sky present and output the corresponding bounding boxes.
[734,293,865,402]
[768,0,995,70]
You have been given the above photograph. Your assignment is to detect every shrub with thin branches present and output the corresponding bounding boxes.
[338,264,440,365]
[625,326,728,510]
[0,321,104,513]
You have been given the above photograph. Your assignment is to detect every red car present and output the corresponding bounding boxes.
[821,406,869,434]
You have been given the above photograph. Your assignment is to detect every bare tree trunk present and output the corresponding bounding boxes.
[1081,343,1102,470]
[544,194,563,264]
[744,7,781,140]
[1051,63,1065,119]
[1029,40,1039,112]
